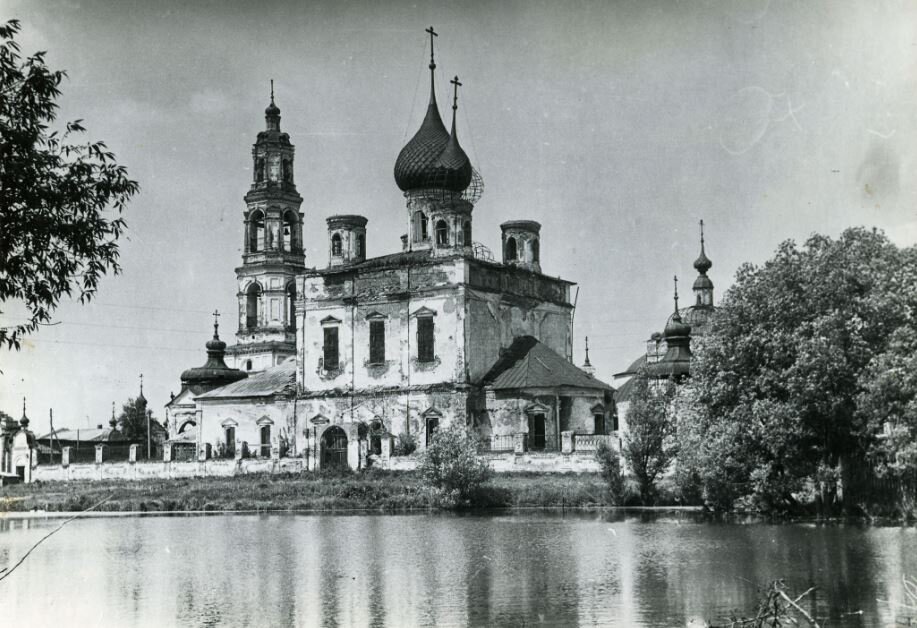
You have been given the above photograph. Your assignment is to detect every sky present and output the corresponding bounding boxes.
[1,0,916,435]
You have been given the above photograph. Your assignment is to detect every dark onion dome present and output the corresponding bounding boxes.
[181,323,247,392]
[663,309,692,339]
[394,99,450,191]
[265,100,280,117]
[428,128,473,191]
[694,246,712,274]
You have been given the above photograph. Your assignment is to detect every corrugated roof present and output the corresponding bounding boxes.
[197,359,296,400]
[481,336,614,391]
[37,427,120,442]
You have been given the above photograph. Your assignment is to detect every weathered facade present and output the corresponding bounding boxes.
[165,32,616,470]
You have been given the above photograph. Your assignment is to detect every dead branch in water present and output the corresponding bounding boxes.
[708,580,821,628]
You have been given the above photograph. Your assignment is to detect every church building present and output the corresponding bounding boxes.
[166,30,615,470]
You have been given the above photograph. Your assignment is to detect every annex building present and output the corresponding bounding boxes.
[164,32,616,470]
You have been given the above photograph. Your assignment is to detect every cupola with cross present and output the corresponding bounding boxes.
[395,27,483,255]
[228,84,306,373]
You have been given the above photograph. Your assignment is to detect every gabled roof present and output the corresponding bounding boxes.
[196,359,296,400]
[36,427,121,442]
[481,336,614,392]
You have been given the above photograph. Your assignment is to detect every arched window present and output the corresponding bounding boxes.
[282,158,292,182]
[356,233,365,258]
[286,283,296,332]
[532,239,540,263]
[282,212,297,253]
[331,233,342,257]
[246,283,262,329]
[463,221,472,246]
[435,220,448,247]
[245,359,253,371]
[255,158,265,183]
[249,211,265,253]
[420,212,429,240]
[506,236,517,261]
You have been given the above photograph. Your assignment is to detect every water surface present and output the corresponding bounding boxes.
[1,511,914,627]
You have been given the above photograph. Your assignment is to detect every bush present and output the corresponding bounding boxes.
[393,432,417,456]
[595,441,627,505]
[418,424,491,507]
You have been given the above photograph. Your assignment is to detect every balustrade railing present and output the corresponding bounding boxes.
[479,434,515,452]
[572,433,617,452]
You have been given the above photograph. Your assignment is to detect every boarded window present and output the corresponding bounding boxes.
[417,317,434,362]
[260,425,271,457]
[323,327,339,370]
[369,320,385,364]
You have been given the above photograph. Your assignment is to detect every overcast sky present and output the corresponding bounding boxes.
[2,0,916,434]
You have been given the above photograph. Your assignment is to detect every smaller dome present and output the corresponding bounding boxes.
[693,275,714,290]
[664,311,692,339]
[265,100,280,116]
[694,248,712,274]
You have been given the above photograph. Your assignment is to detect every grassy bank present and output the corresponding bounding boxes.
[0,470,623,513]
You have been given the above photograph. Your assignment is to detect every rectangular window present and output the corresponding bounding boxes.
[594,413,605,435]
[426,416,439,446]
[260,425,271,457]
[417,317,434,362]
[369,320,385,364]
[323,327,339,370]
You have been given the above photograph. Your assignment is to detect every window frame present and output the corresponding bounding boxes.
[369,319,385,365]
[323,326,340,371]
[416,316,435,363]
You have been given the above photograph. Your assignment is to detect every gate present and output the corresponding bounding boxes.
[321,426,349,470]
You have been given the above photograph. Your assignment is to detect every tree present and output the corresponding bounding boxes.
[0,20,139,349]
[683,228,917,512]
[117,396,153,442]
[622,370,677,504]
[418,423,491,507]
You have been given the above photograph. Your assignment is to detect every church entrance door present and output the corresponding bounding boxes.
[530,414,546,451]
[321,426,348,470]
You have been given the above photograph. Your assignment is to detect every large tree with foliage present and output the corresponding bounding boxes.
[678,228,917,512]
[622,371,678,504]
[0,19,139,349]
[117,396,154,442]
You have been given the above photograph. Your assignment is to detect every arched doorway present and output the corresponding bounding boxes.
[321,426,348,470]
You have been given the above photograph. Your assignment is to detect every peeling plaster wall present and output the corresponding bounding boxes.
[481,390,609,444]
[295,389,469,453]
[198,398,295,456]
[464,292,572,384]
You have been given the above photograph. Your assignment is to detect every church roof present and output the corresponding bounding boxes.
[481,336,613,391]
[196,359,296,400]
[37,427,124,442]
[615,354,647,378]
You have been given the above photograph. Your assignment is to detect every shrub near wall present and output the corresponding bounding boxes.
[418,424,491,507]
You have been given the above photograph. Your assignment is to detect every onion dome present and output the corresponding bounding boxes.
[427,76,473,191]
[694,219,712,274]
[394,85,449,191]
[180,316,247,393]
[664,309,692,339]
[649,277,692,379]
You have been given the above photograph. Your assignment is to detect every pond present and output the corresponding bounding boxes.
[0,511,914,627]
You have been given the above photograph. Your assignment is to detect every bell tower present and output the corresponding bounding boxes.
[226,83,305,373]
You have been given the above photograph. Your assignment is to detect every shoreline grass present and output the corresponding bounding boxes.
[0,470,627,514]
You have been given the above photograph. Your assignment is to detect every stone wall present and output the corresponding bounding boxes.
[32,458,305,483]
[378,451,602,473]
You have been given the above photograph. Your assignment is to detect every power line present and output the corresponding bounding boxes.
[24,338,200,353]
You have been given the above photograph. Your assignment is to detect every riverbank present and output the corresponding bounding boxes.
[0,470,643,513]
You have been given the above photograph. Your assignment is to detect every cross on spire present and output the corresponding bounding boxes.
[139,373,144,396]
[426,26,438,70]
[450,76,462,112]
[212,309,221,336]
[270,79,275,104]
[584,336,592,367]
[673,275,680,312]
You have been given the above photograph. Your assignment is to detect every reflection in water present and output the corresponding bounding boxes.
[0,512,915,627]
